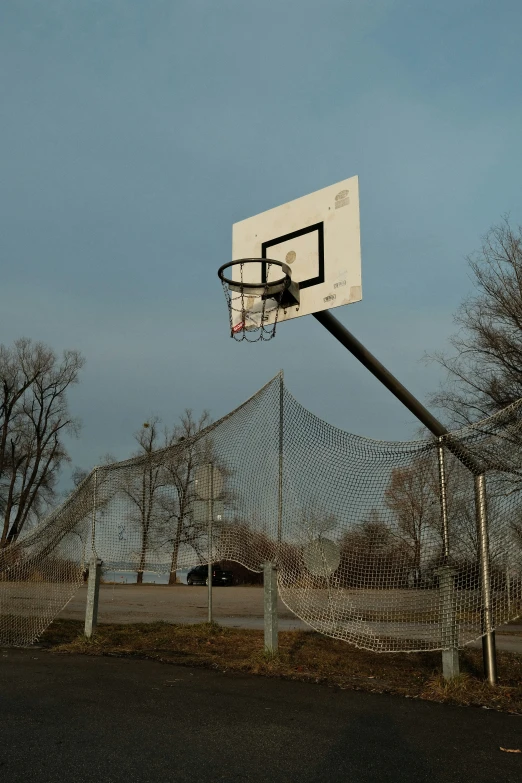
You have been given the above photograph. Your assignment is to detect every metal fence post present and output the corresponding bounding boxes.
[506,564,511,615]
[474,473,498,685]
[277,371,284,548]
[84,557,102,638]
[207,462,214,624]
[436,440,459,679]
[263,562,278,654]
[437,440,450,564]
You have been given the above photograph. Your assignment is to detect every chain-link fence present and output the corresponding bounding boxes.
[1,373,522,649]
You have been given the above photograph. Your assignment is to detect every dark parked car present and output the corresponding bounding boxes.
[186,564,234,586]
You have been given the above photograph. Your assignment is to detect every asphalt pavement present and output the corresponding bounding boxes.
[1,648,521,782]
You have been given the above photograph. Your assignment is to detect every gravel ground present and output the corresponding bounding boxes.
[56,584,522,651]
[58,584,307,628]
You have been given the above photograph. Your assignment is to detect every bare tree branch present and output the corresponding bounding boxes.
[0,339,84,545]
[427,218,522,425]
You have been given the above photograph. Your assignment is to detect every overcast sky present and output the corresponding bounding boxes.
[2,0,522,487]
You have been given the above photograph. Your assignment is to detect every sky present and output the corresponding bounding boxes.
[1,0,522,490]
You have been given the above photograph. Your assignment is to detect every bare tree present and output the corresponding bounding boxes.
[159,410,213,584]
[383,449,498,578]
[0,338,84,546]
[71,466,90,488]
[339,510,409,589]
[428,218,522,424]
[301,506,338,541]
[120,411,216,584]
[216,518,277,574]
[120,418,166,584]
[384,455,440,586]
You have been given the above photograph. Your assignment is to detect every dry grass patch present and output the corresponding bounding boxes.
[39,619,522,713]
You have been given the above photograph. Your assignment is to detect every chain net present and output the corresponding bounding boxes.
[219,260,290,341]
[1,373,522,649]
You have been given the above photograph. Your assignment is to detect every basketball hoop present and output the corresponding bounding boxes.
[218,259,300,341]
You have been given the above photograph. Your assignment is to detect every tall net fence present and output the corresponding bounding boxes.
[1,373,522,649]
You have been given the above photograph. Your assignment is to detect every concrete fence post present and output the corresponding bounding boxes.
[435,565,459,679]
[263,562,278,654]
[84,557,102,638]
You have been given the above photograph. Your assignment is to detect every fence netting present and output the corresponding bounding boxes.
[1,373,522,649]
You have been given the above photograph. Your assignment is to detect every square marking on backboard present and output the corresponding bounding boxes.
[262,223,324,289]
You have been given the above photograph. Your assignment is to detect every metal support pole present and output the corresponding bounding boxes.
[84,557,102,638]
[207,463,214,624]
[437,439,450,563]
[313,311,449,437]
[475,474,497,685]
[91,467,98,554]
[312,311,481,469]
[263,562,278,653]
[436,440,459,679]
[506,565,511,614]
[277,372,284,548]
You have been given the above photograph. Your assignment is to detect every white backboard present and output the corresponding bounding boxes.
[232,176,361,328]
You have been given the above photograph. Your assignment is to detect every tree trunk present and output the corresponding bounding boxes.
[137,528,148,584]
[168,520,183,585]
[413,540,422,587]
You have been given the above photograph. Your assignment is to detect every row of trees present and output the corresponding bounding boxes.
[0,338,218,585]
[115,411,216,584]
[1,347,516,587]
[0,335,224,586]
[338,446,522,589]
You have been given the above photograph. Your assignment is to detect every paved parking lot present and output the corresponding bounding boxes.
[58,583,308,628]
[1,648,521,783]
[57,584,522,651]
